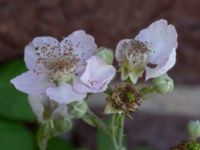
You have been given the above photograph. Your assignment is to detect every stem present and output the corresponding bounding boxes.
[139,86,155,98]
[110,113,125,150]
[81,109,107,133]
[37,120,56,150]
[111,115,118,150]
[118,114,125,150]
[38,137,48,150]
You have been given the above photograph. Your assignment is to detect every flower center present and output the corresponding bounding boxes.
[48,55,79,84]
[124,40,150,69]
[109,84,141,116]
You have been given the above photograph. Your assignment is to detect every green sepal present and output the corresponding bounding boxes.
[68,101,88,118]
[96,47,114,65]
[104,102,122,115]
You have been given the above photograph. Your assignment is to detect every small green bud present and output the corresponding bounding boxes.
[54,117,72,132]
[96,47,114,65]
[188,120,200,139]
[153,74,174,94]
[68,101,88,118]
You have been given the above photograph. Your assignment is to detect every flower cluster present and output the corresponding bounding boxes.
[11,19,178,150]
[11,30,116,104]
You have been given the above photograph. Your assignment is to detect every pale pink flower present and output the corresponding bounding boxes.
[11,30,116,104]
[73,56,116,93]
[116,19,178,83]
[11,30,97,104]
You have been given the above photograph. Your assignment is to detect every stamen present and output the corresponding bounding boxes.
[124,40,150,68]
[31,40,80,83]
[48,55,79,84]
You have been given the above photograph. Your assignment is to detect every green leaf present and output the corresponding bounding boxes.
[0,120,35,150]
[0,59,35,121]
[97,130,112,150]
[47,137,75,150]
[135,145,151,150]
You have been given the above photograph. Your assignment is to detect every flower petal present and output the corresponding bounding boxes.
[51,104,68,118]
[73,77,91,93]
[24,45,39,70]
[32,36,60,58]
[115,39,132,62]
[74,56,116,93]
[135,19,178,65]
[11,71,52,95]
[60,30,97,74]
[24,36,60,73]
[46,83,86,104]
[28,94,48,122]
[145,49,176,80]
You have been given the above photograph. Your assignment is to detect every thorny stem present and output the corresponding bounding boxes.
[118,114,125,150]
[139,86,155,98]
[111,115,119,150]
[81,109,107,133]
[111,113,125,150]
[38,120,54,150]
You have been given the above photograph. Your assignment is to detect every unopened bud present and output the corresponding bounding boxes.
[188,120,200,139]
[54,117,72,132]
[68,101,88,118]
[153,74,174,94]
[96,47,114,65]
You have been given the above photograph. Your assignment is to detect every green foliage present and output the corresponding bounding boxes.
[97,130,113,150]
[47,138,75,150]
[0,59,77,150]
[0,120,35,150]
[0,59,35,121]
[135,146,151,150]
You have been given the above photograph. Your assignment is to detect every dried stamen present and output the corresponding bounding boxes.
[108,84,141,116]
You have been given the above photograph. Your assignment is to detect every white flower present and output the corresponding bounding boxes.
[11,30,116,104]
[11,30,98,104]
[116,19,178,83]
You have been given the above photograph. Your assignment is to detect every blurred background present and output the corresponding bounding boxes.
[0,0,200,150]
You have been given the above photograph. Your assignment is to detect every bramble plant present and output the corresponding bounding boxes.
[170,120,200,150]
[11,19,178,150]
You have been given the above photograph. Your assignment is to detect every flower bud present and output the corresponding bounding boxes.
[153,74,174,94]
[54,117,72,132]
[188,120,200,139]
[68,101,88,118]
[96,47,114,65]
